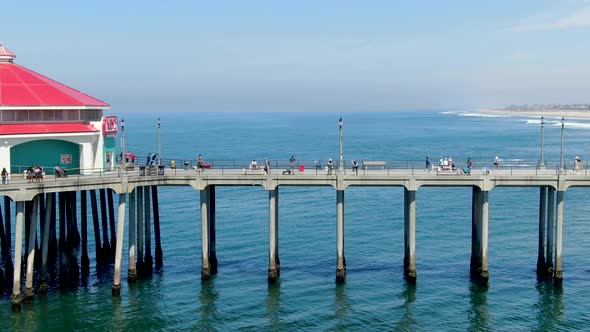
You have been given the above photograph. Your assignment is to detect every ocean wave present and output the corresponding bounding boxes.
[525,119,590,128]
[458,113,510,118]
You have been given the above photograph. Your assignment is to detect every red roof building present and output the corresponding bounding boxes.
[0,44,116,174]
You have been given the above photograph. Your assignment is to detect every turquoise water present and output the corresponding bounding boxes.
[2,111,590,331]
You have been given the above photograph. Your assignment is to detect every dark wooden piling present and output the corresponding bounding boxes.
[80,191,90,273]
[49,193,57,265]
[39,193,54,295]
[0,199,10,266]
[99,189,111,263]
[90,190,102,265]
[151,186,163,268]
[66,192,79,285]
[58,192,68,285]
[70,191,80,247]
[4,196,11,254]
[143,186,153,272]
[107,189,117,260]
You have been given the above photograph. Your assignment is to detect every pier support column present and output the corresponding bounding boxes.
[151,186,163,269]
[11,201,24,309]
[200,187,211,280]
[336,190,346,283]
[144,186,153,272]
[128,190,137,282]
[268,188,280,282]
[24,196,39,303]
[99,189,111,263]
[80,191,90,273]
[470,187,489,284]
[2,197,13,278]
[39,193,54,294]
[137,187,144,275]
[112,194,127,295]
[404,188,417,282]
[537,187,547,276]
[554,190,564,285]
[90,190,102,265]
[107,189,117,260]
[209,186,217,275]
[546,187,555,278]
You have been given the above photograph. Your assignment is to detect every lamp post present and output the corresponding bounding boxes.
[339,117,343,173]
[121,118,126,170]
[560,116,565,171]
[157,117,161,166]
[539,116,545,169]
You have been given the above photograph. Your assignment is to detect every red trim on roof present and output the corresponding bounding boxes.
[0,62,109,107]
[0,123,99,135]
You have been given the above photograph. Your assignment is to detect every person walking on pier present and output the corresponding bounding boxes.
[146,153,152,166]
[290,155,296,171]
[264,158,270,174]
[494,155,500,169]
[467,157,473,170]
[425,157,431,172]
[1,167,7,184]
[352,160,359,175]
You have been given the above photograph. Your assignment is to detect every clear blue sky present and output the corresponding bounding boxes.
[3,0,590,112]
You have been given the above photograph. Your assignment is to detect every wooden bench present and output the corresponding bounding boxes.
[363,160,386,170]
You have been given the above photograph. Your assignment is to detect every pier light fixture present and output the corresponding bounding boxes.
[121,118,126,171]
[157,117,161,166]
[560,116,565,171]
[539,115,545,169]
[339,117,343,173]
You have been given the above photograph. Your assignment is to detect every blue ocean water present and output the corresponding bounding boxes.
[1,111,590,330]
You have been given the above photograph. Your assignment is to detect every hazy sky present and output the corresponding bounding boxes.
[3,0,590,112]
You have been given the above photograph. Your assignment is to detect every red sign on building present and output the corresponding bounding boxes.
[102,116,119,136]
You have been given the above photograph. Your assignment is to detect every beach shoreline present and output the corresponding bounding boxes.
[477,108,590,119]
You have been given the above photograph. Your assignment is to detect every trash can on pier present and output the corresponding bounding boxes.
[139,166,146,176]
[158,165,165,175]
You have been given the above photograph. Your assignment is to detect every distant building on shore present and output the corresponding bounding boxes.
[0,43,116,175]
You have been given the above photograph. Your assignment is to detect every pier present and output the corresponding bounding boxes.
[0,161,586,307]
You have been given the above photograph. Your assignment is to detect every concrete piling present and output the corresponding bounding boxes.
[336,190,346,283]
[112,193,127,295]
[404,188,417,282]
[546,187,555,278]
[137,187,144,275]
[537,187,547,277]
[128,189,137,282]
[200,187,211,280]
[11,201,24,309]
[268,188,279,282]
[24,196,39,303]
[144,186,153,272]
[470,187,489,284]
[554,191,564,285]
[209,186,217,275]
[151,186,163,269]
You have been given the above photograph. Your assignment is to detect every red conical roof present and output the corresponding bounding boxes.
[0,45,108,108]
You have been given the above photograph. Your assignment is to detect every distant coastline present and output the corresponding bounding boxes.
[477,107,590,119]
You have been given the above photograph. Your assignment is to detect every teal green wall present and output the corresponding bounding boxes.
[11,139,80,174]
[104,136,115,166]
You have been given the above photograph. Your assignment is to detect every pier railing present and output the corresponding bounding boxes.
[6,158,588,183]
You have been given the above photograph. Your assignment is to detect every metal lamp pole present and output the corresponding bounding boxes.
[339,117,343,173]
[121,118,126,171]
[539,116,545,169]
[157,117,161,166]
[560,116,565,171]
